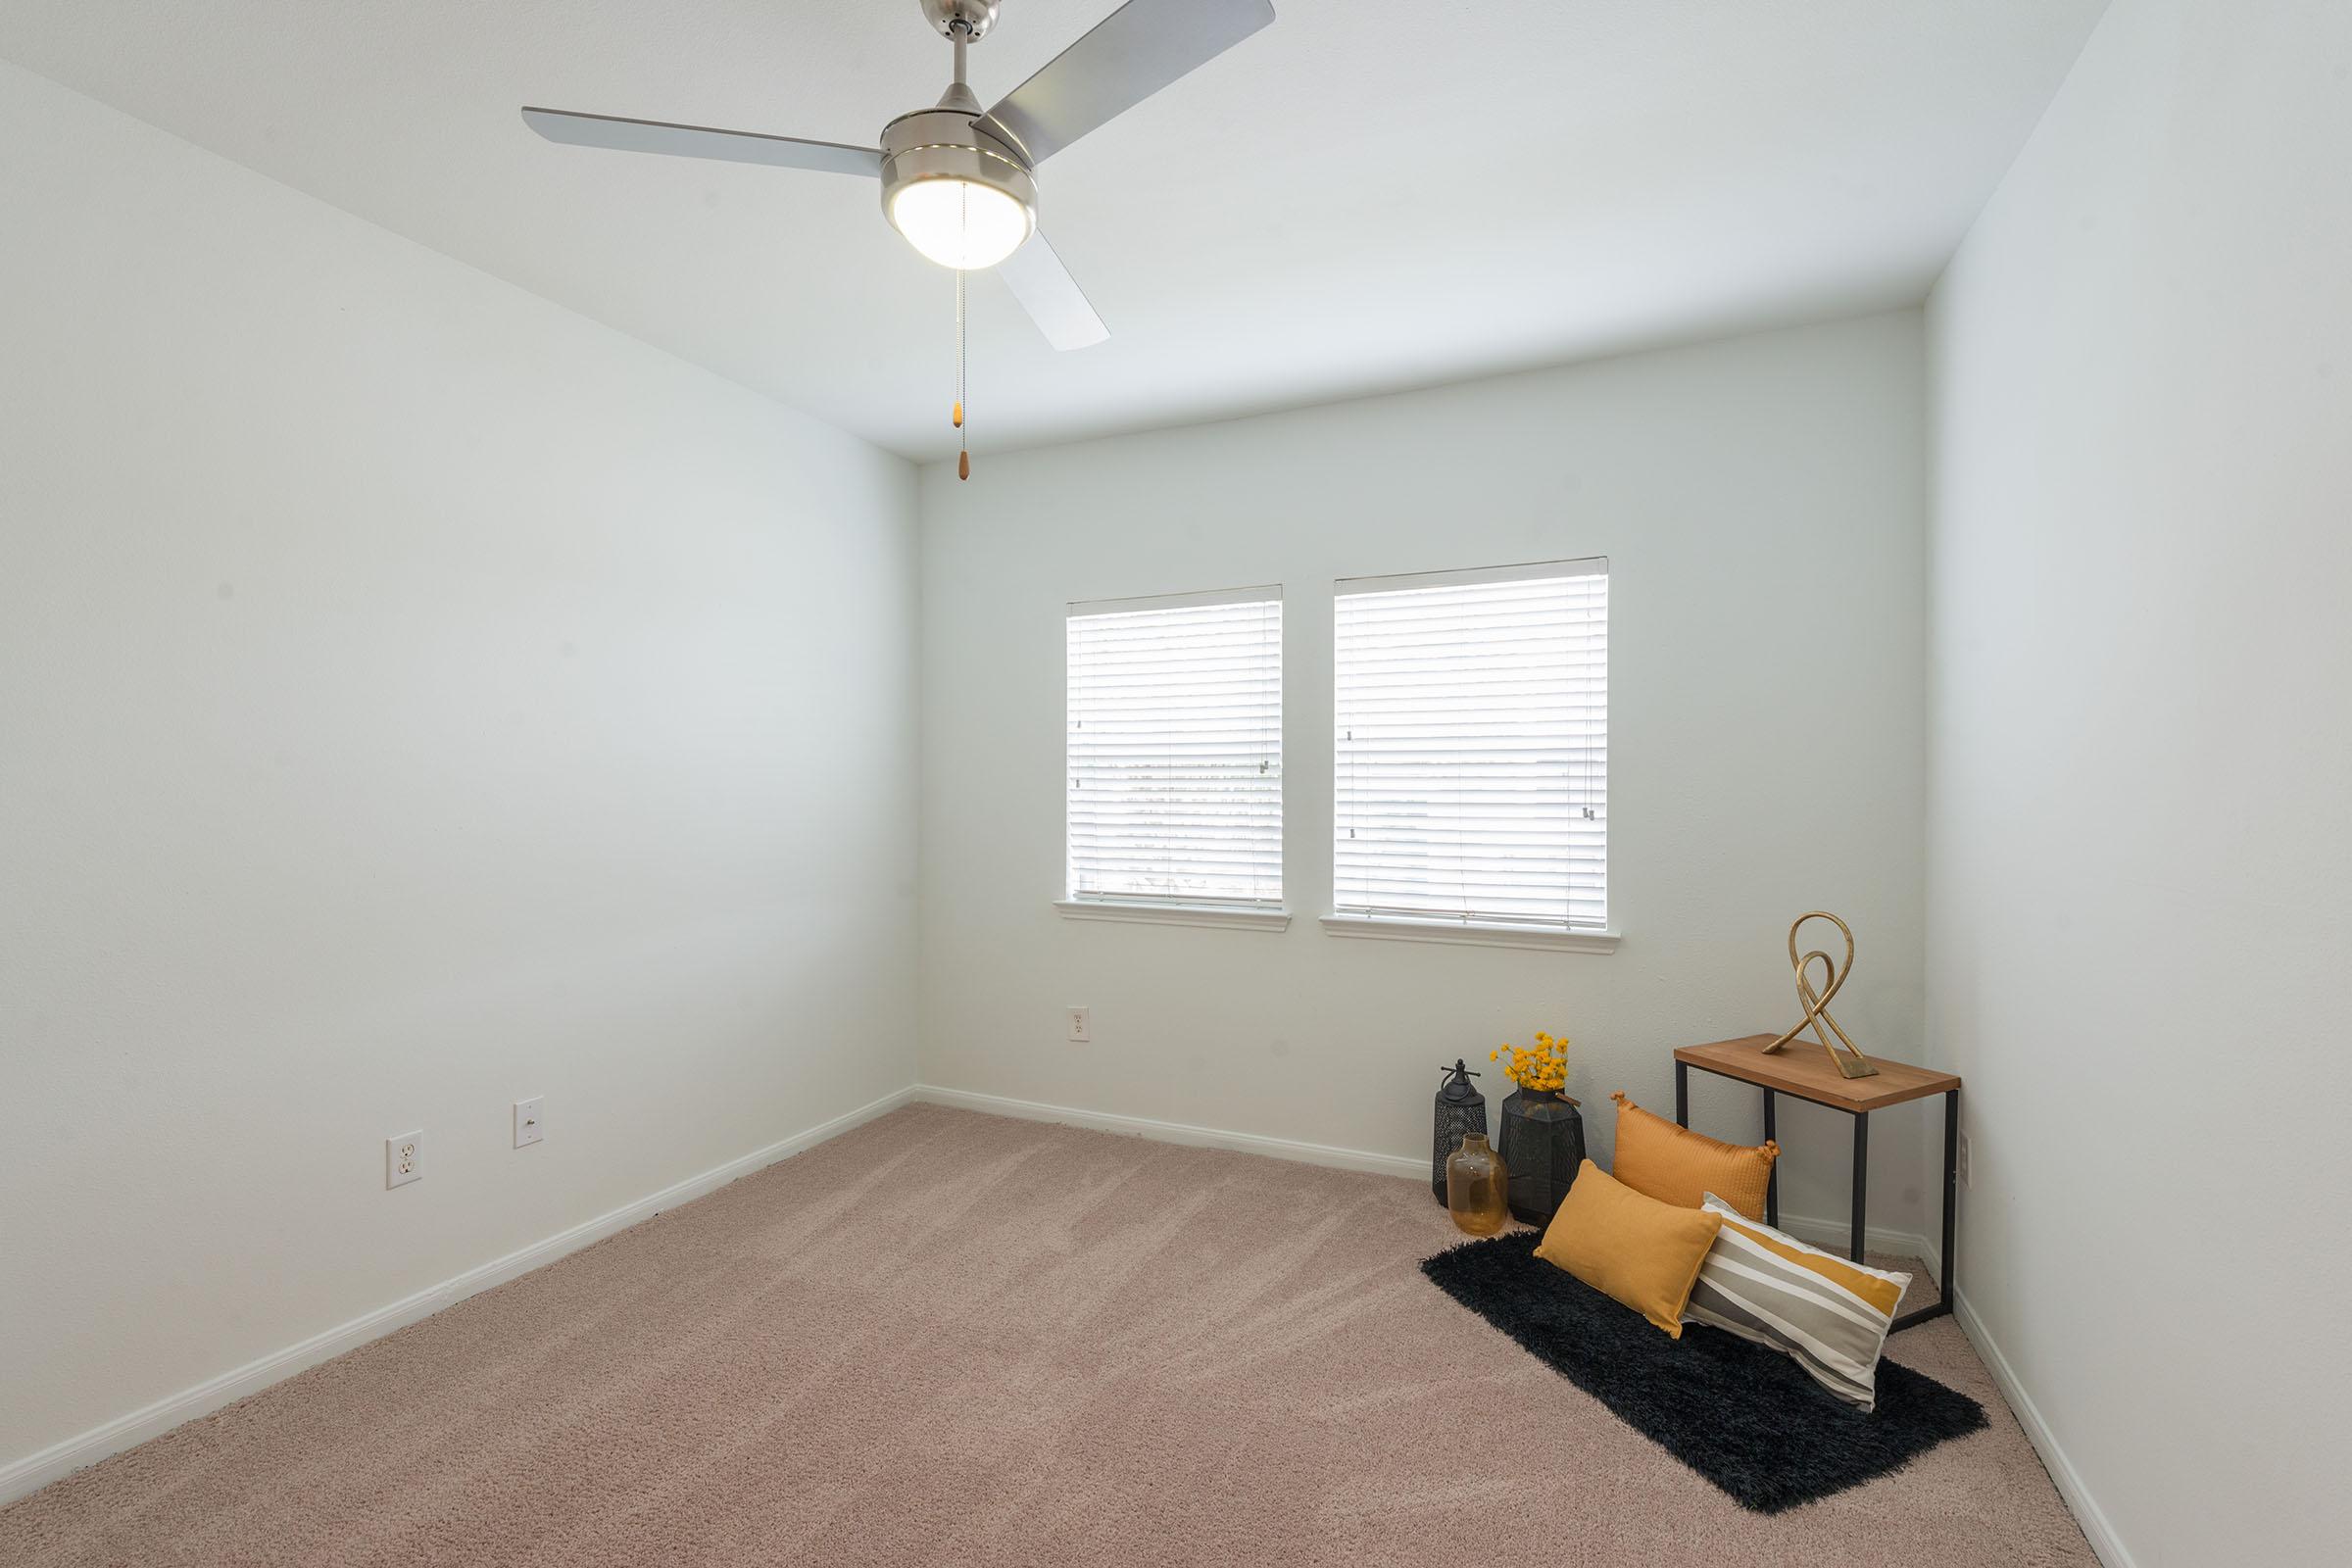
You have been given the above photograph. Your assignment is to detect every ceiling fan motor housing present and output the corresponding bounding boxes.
[879,102,1038,237]
[920,0,1003,42]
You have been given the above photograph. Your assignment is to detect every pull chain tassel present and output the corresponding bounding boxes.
[954,258,970,480]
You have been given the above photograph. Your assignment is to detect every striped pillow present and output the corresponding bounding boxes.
[1683,1194,1913,1411]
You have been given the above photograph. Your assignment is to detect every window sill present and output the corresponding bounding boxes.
[1317,914,1620,954]
[1054,900,1293,932]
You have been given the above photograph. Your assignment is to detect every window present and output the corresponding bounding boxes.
[1064,588,1283,915]
[1331,560,1608,940]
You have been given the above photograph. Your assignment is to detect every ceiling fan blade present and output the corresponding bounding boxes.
[520,107,881,178]
[977,0,1274,166]
[997,231,1109,351]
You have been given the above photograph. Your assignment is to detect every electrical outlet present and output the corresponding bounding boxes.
[386,1130,423,1189]
[513,1096,545,1149]
[1956,1131,1972,1187]
[1066,1006,1091,1044]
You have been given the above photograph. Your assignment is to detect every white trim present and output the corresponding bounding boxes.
[1775,1212,1941,1287]
[1068,582,1282,615]
[1747,1215,2122,1561]
[1955,1295,2136,1568]
[1055,899,1291,931]
[0,1085,916,1507]
[903,1095,1943,1283]
[906,1099,1932,1305]
[1319,913,1620,953]
[6,1086,2122,1568]
[914,1084,1424,1181]
[1336,555,1608,596]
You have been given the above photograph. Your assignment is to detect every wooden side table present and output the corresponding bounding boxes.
[1672,1035,1960,1332]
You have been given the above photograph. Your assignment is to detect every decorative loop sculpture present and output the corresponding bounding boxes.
[1761,910,1879,1079]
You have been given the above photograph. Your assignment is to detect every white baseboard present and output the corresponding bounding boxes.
[12,1082,2120,1568]
[916,1085,1948,1280]
[1954,1295,2135,1568]
[918,1087,2140,1555]
[1777,1213,1942,1284]
[0,1085,916,1508]
[914,1084,1428,1181]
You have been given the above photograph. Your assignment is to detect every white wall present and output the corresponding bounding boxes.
[0,61,917,1479]
[919,313,1935,1236]
[1927,1,2352,1561]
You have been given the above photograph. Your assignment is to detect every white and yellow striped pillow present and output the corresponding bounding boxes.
[1683,1194,1913,1411]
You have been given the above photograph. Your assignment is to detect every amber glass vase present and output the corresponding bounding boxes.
[1446,1133,1509,1236]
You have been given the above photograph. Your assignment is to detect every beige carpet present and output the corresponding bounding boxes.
[0,1103,2092,1565]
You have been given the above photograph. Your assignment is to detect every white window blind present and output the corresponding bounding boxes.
[1066,588,1283,908]
[1334,561,1607,931]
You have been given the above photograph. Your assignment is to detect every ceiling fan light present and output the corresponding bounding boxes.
[889,177,1033,270]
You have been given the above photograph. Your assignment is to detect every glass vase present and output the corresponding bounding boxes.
[1446,1133,1509,1236]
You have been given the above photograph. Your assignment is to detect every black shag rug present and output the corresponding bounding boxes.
[1421,1232,1987,1512]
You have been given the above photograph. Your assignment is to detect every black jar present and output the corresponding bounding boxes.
[1431,1060,1489,1204]
[1497,1089,1585,1225]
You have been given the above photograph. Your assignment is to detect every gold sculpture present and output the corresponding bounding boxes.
[1761,910,1879,1079]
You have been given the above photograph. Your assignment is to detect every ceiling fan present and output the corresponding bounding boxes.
[521,0,1276,354]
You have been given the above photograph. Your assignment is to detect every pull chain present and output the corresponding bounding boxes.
[953,183,971,481]
[955,266,969,480]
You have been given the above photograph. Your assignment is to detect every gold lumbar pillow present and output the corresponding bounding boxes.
[1533,1159,1724,1337]
[1609,1092,1779,1220]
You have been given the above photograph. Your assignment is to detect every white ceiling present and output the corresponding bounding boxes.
[0,1,2105,461]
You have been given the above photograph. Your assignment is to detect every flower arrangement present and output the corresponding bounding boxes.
[1492,1031,1572,1096]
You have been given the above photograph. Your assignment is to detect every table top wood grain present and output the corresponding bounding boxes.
[1673,1034,1961,1113]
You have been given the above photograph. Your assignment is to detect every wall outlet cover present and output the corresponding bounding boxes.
[1957,1130,1972,1187]
[386,1130,423,1189]
[513,1097,545,1149]
[1066,1006,1091,1043]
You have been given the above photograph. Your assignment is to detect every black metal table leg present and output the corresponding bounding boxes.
[1849,1110,1870,1263]
[1937,1088,1958,1313]
[1888,1089,1958,1332]
[1679,1054,1959,1335]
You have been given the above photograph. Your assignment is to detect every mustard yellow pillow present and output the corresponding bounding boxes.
[1533,1159,1724,1337]
[1609,1092,1778,1220]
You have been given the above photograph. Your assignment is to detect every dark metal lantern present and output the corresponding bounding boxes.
[1498,1088,1587,1225]
[1432,1060,1489,1205]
